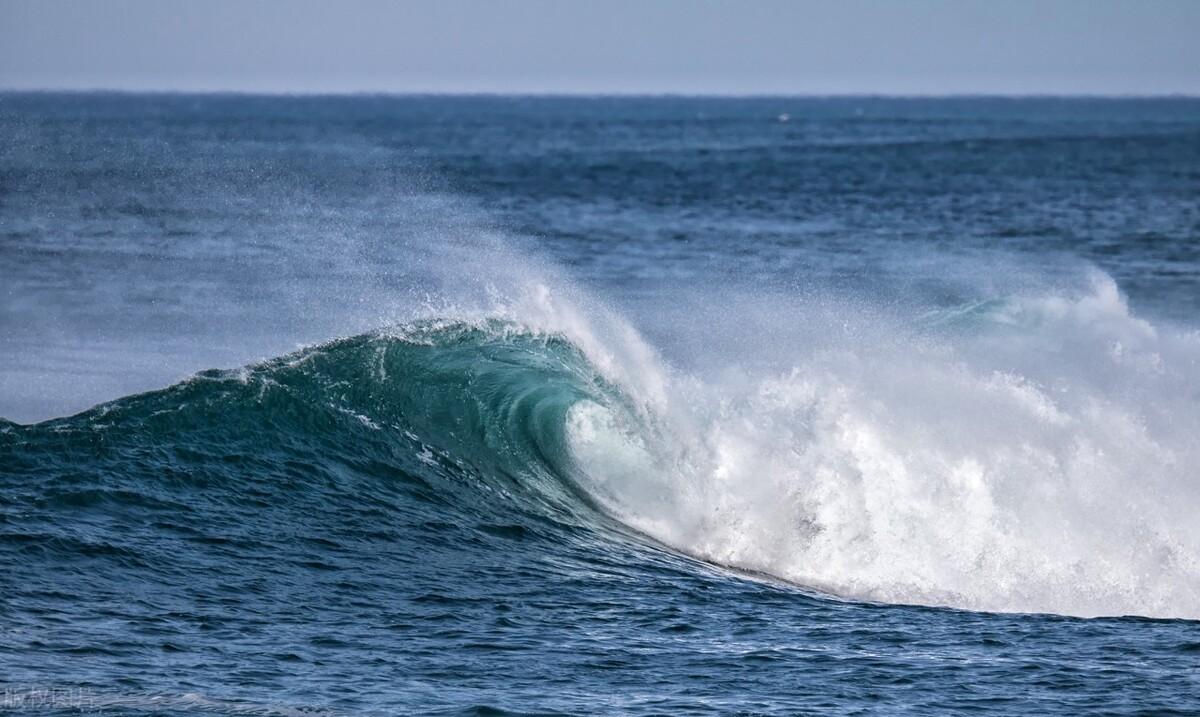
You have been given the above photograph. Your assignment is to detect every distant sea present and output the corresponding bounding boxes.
[3,94,1199,715]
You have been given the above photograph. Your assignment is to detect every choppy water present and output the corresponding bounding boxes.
[2,94,1200,715]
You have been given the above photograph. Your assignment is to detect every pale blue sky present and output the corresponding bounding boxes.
[2,0,1198,95]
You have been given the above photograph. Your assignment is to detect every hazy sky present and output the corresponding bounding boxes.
[2,0,1198,95]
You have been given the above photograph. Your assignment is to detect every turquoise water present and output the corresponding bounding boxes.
[2,94,1200,715]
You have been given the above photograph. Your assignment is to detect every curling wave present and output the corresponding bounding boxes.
[5,273,1200,620]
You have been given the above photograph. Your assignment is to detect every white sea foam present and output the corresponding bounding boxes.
[556,272,1200,619]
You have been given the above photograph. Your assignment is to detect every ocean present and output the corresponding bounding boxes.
[2,93,1199,715]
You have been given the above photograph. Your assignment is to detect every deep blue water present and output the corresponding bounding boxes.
[2,94,1200,715]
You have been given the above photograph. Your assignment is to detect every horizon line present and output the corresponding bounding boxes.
[4,87,1200,101]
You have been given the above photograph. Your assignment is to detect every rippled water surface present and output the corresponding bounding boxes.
[2,94,1200,715]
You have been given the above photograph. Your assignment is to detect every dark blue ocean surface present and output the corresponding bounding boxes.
[2,94,1200,715]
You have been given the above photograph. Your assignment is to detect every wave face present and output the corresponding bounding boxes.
[4,321,615,534]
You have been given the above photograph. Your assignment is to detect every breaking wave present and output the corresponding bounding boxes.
[6,272,1199,619]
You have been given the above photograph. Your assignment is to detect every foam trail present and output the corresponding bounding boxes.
[559,272,1200,618]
